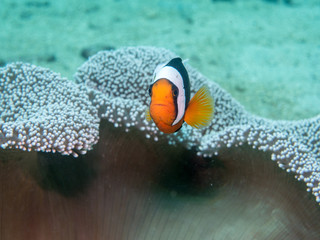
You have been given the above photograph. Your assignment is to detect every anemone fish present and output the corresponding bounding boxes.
[146,58,214,134]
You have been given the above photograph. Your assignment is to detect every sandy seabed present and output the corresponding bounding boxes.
[1,0,320,120]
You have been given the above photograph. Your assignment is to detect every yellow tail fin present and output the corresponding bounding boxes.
[184,85,214,129]
[145,107,152,122]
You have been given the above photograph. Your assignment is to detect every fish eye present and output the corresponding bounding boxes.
[173,89,178,97]
[148,85,152,96]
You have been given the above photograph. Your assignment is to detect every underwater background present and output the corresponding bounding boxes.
[1,0,319,120]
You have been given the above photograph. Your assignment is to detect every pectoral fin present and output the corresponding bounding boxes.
[184,85,214,129]
[145,108,152,122]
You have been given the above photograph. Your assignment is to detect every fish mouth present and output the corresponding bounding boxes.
[154,104,167,107]
[151,102,170,108]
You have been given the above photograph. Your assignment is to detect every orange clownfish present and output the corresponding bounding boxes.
[146,57,214,134]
